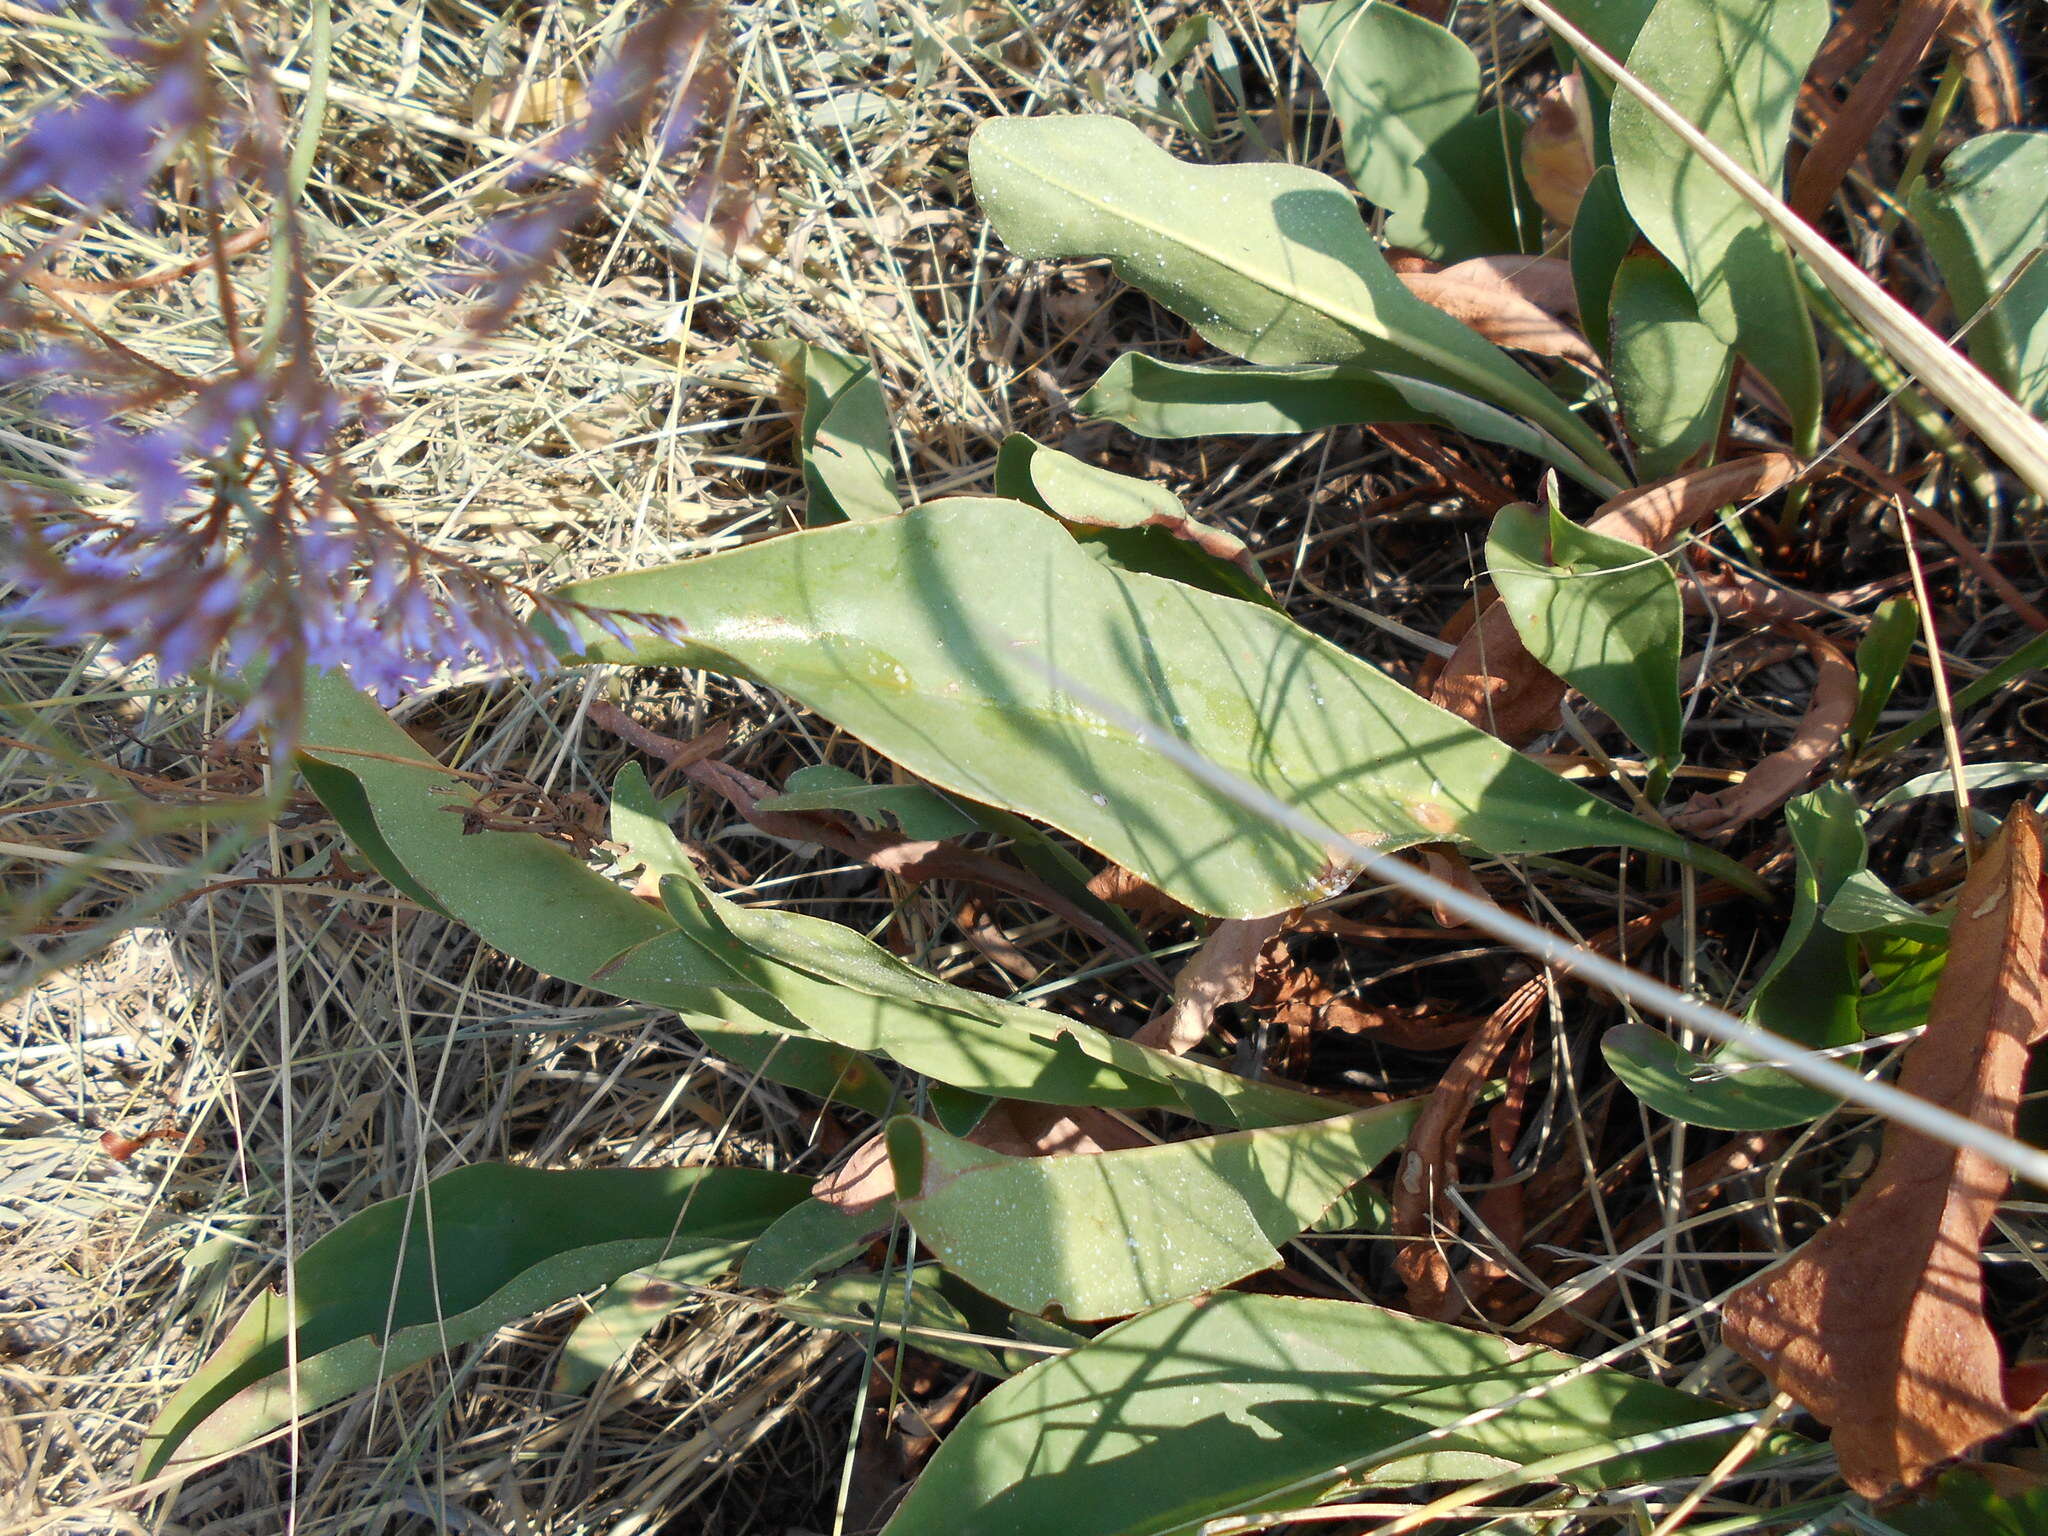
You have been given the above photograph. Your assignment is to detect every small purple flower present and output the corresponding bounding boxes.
[0,66,201,210]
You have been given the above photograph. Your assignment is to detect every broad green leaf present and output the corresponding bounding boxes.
[1606,784,1866,1128]
[764,339,901,525]
[885,1100,1418,1320]
[608,762,695,883]
[1910,131,2048,415]
[1487,498,1683,767]
[1823,870,1951,943]
[1878,1468,2048,1536]
[1545,0,1655,63]
[551,498,1761,915]
[775,1266,1011,1378]
[1611,0,1827,453]
[1608,247,1731,479]
[1080,355,1429,437]
[969,115,1624,487]
[1569,165,1634,359]
[554,1241,751,1393]
[995,433,1272,605]
[1298,0,1533,261]
[298,673,1314,1128]
[882,1291,1787,1535]
[756,763,977,840]
[1847,595,1920,757]
[139,1165,805,1476]
[740,1197,886,1292]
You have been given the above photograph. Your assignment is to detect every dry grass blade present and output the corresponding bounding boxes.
[1521,0,2048,503]
[1722,806,2048,1496]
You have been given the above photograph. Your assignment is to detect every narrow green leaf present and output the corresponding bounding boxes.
[1610,0,1827,452]
[755,763,977,840]
[969,115,1624,487]
[1606,784,1866,1128]
[1569,165,1635,360]
[1868,627,2048,760]
[1873,761,2048,811]
[775,1267,1012,1378]
[552,498,1760,916]
[765,340,900,525]
[886,1100,1418,1320]
[1374,373,1624,496]
[1847,595,1921,757]
[1910,131,2048,415]
[1079,355,1429,438]
[882,1291,1788,1536]
[1298,0,1533,260]
[740,1197,887,1292]
[1487,498,1684,767]
[1608,247,1731,479]
[554,1241,751,1393]
[139,1165,805,1477]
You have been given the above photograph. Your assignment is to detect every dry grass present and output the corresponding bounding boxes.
[3,1,2046,1533]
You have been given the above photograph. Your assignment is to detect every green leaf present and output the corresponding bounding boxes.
[765,340,901,525]
[969,115,1624,487]
[1297,0,1533,261]
[298,674,1306,1128]
[741,1197,889,1292]
[1868,627,2048,760]
[775,1266,1012,1378]
[756,763,978,840]
[1606,784,1866,1128]
[554,1241,752,1393]
[139,1165,805,1477]
[1910,131,2048,415]
[1848,595,1921,757]
[1079,355,1430,438]
[552,498,1760,916]
[294,676,900,1120]
[638,873,1334,1128]
[1875,1468,2048,1536]
[1487,497,1684,767]
[1569,165,1635,360]
[1374,373,1624,497]
[1608,247,1731,479]
[1611,0,1828,453]
[881,1291,1787,1535]
[1823,870,1951,943]
[885,1100,1418,1320]
[1546,0,1656,63]
[995,433,1273,605]
[1872,761,2048,811]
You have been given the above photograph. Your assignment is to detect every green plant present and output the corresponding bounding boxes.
[139,1,2048,1529]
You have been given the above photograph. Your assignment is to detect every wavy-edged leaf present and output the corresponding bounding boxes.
[297,673,1321,1128]
[1486,498,1683,768]
[885,1100,1417,1320]
[552,498,1758,916]
[139,1165,804,1476]
[1298,0,1533,261]
[969,115,1623,487]
[1610,0,1827,452]
[1910,131,2048,415]
[1079,355,1429,437]
[1608,247,1731,479]
[881,1291,1788,1536]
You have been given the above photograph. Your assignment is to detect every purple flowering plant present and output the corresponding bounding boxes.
[0,0,728,742]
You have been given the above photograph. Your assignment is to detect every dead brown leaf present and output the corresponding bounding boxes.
[1520,72,1598,228]
[1669,621,1856,838]
[1399,263,1600,370]
[1135,914,1289,1055]
[1790,0,1952,222]
[1723,807,2048,1496]
[1941,1,2021,127]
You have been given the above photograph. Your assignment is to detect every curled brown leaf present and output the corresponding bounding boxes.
[1790,0,1952,222]
[1135,913,1288,1055]
[1521,72,1598,228]
[1669,621,1856,838]
[1722,807,2048,1496]
[1399,263,1600,370]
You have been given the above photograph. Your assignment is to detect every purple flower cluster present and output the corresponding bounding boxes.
[0,1,722,742]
